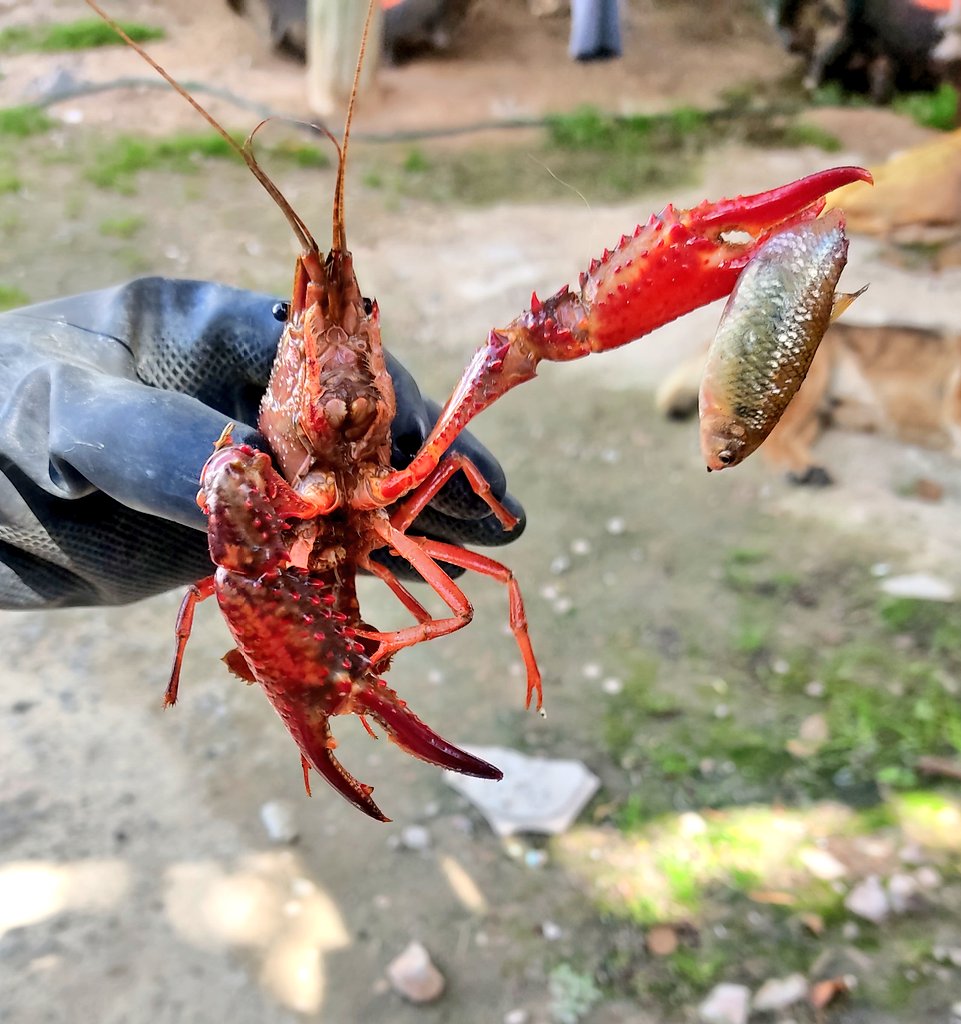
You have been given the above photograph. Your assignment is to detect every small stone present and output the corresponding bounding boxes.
[400,825,431,851]
[570,538,591,556]
[698,982,750,1024]
[646,924,679,957]
[504,1011,529,1024]
[915,866,942,889]
[386,941,445,1003]
[887,872,920,913]
[799,847,847,881]
[912,477,944,502]
[898,843,926,865]
[582,663,602,680]
[844,875,889,923]
[552,597,573,615]
[871,562,891,577]
[550,554,572,575]
[679,812,708,837]
[751,973,808,1012]
[950,949,961,968]
[772,658,790,675]
[427,669,444,685]
[714,703,730,719]
[951,1000,961,1021]
[541,920,563,941]
[804,680,825,697]
[605,516,625,535]
[841,921,860,941]
[524,849,548,869]
[601,677,623,695]
[880,573,955,601]
[259,800,299,843]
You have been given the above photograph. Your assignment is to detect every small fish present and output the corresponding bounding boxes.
[699,209,867,472]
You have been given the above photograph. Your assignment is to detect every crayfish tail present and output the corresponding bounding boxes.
[357,683,503,781]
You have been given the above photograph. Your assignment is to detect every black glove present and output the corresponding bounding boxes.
[0,277,524,609]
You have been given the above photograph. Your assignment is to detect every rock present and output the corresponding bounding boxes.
[887,872,920,913]
[504,1011,529,1024]
[541,920,563,941]
[400,825,431,851]
[799,847,847,881]
[444,747,600,836]
[879,573,955,601]
[752,973,808,1012]
[386,941,445,1003]
[844,875,889,923]
[259,800,299,843]
[952,1000,961,1022]
[697,983,750,1024]
[787,713,829,757]
[645,924,679,957]
[915,866,942,889]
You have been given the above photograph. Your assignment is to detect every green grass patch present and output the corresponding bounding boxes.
[893,84,960,132]
[0,19,164,54]
[98,215,146,239]
[0,106,54,138]
[0,172,21,194]
[87,131,331,192]
[0,285,30,311]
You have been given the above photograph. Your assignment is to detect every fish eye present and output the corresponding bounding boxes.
[717,450,735,465]
[271,301,290,322]
[362,297,374,315]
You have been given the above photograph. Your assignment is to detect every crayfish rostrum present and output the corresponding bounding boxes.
[85,0,870,821]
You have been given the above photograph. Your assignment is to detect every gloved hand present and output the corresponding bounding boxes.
[0,277,525,609]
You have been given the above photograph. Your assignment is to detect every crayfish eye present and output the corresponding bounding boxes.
[362,297,374,316]
[717,450,735,466]
[272,301,290,322]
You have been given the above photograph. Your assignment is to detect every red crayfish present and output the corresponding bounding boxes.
[86,0,870,821]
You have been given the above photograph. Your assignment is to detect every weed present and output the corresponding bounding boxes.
[548,964,602,1024]
[0,19,164,54]
[0,285,30,311]
[402,148,429,173]
[99,215,145,239]
[893,84,960,132]
[0,106,54,138]
[0,172,21,194]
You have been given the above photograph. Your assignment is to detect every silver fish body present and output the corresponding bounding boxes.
[699,209,853,471]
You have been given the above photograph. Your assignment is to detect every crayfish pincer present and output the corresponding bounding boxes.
[85,0,870,820]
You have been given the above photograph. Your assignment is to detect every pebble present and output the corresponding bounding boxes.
[698,983,750,1024]
[887,872,920,913]
[879,573,956,601]
[952,1001,961,1022]
[804,680,825,698]
[550,555,572,575]
[915,866,942,889]
[504,1011,529,1024]
[400,825,431,851]
[601,677,623,695]
[844,876,889,923]
[386,941,445,1003]
[841,921,860,941]
[898,843,926,865]
[799,847,847,881]
[751,973,808,1012]
[570,538,591,556]
[541,920,563,941]
[259,800,299,844]
[582,663,602,680]
[605,516,625,535]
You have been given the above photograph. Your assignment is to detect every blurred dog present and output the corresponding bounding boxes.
[656,323,961,484]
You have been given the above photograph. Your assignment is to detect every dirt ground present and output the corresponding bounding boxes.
[2,3,961,1024]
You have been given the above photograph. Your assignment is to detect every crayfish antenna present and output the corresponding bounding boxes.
[82,0,319,258]
[331,0,377,253]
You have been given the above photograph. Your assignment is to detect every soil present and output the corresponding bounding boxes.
[2,3,961,1024]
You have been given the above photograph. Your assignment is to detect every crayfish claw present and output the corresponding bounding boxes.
[296,716,390,821]
[356,682,503,781]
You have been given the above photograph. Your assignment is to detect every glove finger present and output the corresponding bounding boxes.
[47,363,258,531]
